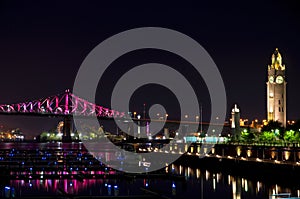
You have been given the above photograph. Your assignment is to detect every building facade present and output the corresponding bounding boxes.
[266,48,287,127]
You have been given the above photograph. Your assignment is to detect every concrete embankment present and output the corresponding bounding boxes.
[176,150,300,186]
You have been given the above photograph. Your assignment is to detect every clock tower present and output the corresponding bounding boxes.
[266,48,286,127]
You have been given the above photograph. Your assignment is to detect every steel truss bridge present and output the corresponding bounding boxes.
[0,89,125,118]
[0,89,125,141]
[0,89,231,141]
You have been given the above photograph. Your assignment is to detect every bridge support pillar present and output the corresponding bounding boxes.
[62,116,72,142]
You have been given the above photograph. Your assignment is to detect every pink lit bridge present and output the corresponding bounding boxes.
[0,89,230,141]
[0,89,125,118]
[0,89,126,141]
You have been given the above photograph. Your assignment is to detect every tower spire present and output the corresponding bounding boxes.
[271,48,284,69]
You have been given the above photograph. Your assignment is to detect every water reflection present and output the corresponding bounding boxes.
[1,142,300,198]
[2,163,300,198]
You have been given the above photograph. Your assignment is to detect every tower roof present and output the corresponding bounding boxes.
[271,48,284,70]
[273,48,281,58]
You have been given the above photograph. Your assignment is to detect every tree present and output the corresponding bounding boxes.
[284,130,300,142]
[261,120,284,139]
[259,131,276,142]
[241,127,255,142]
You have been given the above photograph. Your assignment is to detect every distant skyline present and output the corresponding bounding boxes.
[0,1,300,137]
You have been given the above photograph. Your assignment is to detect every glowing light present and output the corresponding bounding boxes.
[247,150,252,157]
[236,147,242,156]
[205,170,209,181]
[213,178,216,190]
[196,169,200,179]
[257,181,261,192]
[284,151,291,160]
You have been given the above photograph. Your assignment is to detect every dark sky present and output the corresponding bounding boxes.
[0,1,300,137]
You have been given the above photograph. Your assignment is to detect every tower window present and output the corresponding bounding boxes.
[278,100,281,105]
[282,107,284,112]
[279,107,281,112]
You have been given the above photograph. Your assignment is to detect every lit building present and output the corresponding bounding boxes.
[0,128,24,141]
[266,48,287,127]
[239,119,249,127]
[231,104,240,140]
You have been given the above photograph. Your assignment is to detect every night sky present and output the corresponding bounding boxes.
[0,1,300,138]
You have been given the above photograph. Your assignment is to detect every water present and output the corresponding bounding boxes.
[0,142,299,198]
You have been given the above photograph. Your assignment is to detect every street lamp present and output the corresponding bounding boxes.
[137,115,141,138]
[133,112,137,119]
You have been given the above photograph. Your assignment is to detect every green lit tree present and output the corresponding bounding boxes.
[240,127,255,142]
[259,131,276,142]
[284,130,300,142]
[261,120,284,139]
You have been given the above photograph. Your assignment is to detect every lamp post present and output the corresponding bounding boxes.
[137,115,141,138]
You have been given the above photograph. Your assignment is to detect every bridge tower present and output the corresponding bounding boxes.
[62,89,72,142]
[62,116,73,142]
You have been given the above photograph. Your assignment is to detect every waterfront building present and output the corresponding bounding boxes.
[231,104,241,140]
[266,48,287,127]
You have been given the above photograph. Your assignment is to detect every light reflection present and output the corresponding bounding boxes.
[3,142,299,199]
[172,181,176,196]
[257,181,261,192]
[217,173,221,183]
[213,177,216,191]
[179,165,182,175]
[5,164,296,199]
[196,169,200,179]
[205,170,209,181]
[242,178,244,188]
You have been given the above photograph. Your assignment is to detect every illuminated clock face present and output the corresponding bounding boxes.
[269,76,274,83]
[276,75,284,84]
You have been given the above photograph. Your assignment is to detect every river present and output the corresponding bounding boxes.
[0,142,299,198]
